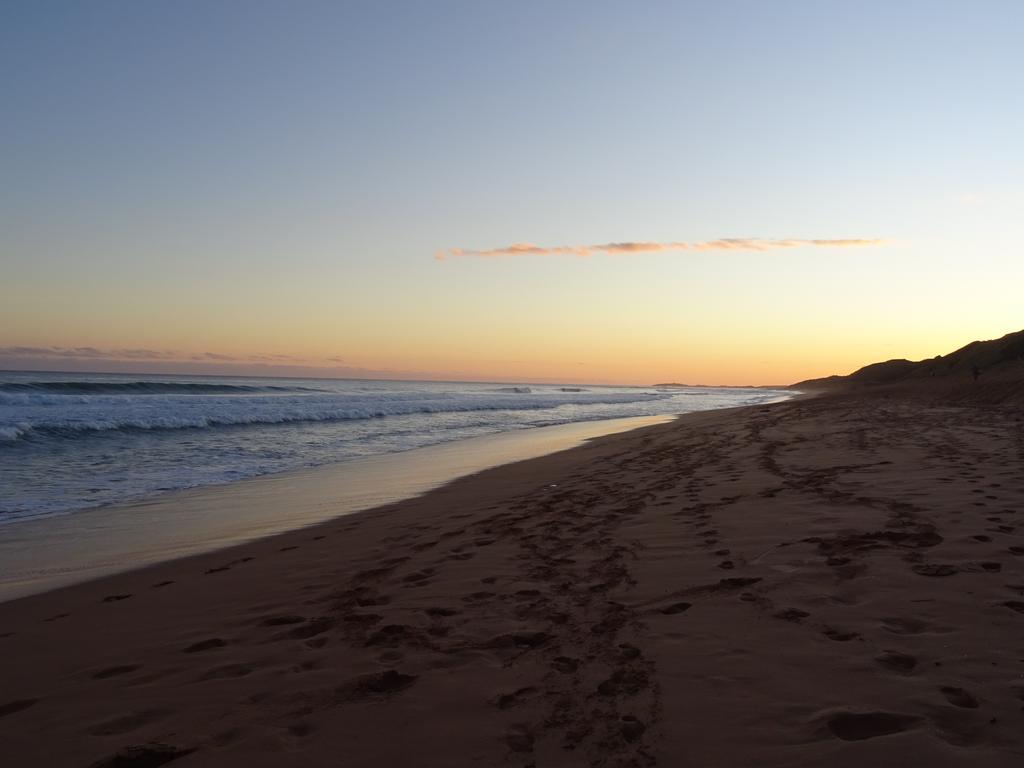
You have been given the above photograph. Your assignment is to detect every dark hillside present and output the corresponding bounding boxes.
[793,329,1024,404]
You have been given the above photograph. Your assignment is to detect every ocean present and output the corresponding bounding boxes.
[0,371,791,524]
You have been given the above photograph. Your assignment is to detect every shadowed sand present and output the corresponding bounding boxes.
[1,393,1023,766]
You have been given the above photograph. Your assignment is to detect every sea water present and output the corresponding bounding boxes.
[0,371,790,523]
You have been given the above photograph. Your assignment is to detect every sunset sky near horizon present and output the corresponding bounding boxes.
[2,1,1022,385]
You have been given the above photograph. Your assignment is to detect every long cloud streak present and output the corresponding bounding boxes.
[0,346,343,366]
[435,238,885,260]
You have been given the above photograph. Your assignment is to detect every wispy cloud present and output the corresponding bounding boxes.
[435,238,885,261]
[0,346,444,381]
[0,346,339,367]
[0,346,178,360]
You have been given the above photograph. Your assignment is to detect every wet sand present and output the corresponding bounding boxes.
[1,393,1023,767]
[0,414,674,601]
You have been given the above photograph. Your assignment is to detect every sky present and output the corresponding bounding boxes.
[1,0,1021,385]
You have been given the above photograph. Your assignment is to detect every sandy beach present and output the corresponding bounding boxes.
[1,390,1022,767]
[0,414,677,602]
[5,3,1022,765]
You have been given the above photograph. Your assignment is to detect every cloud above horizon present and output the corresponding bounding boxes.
[435,238,885,261]
[0,345,340,367]
[0,346,454,381]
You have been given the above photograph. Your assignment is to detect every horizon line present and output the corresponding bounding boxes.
[0,366,795,391]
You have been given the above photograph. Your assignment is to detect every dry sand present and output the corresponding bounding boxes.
[1,393,1023,767]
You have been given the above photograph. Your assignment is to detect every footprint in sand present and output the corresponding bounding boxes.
[493,687,538,709]
[287,722,316,738]
[365,624,422,648]
[618,643,642,660]
[424,606,459,618]
[0,699,37,718]
[355,593,391,607]
[335,669,417,702]
[718,576,762,590]
[288,617,334,639]
[881,617,934,635]
[774,608,810,622]
[88,708,171,736]
[514,589,541,598]
[199,664,253,682]
[343,612,383,629]
[875,651,917,673]
[657,601,692,615]
[973,561,1002,572]
[939,686,979,708]
[597,668,650,696]
[621,716,646,742]
[89,744,194,768]
[825,711,920,741]
[182,638,227,653]
[93,664,141,680]
[463,590,496,602]
[912,564,959,577]
[503,723,535,754]
[352,565,394,582]
[823,627,859,642]
[552,656,580,673]
[481,631,551,650]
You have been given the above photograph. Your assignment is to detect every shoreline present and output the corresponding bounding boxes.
[0,413,685,602]
[1,392,1022,766]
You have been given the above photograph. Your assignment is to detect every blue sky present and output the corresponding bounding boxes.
[2,1,1021,384]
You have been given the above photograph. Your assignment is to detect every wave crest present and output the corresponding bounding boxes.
[0,390,672,441]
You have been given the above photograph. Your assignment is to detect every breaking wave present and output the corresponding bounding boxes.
[0,390,671,442]
[1,373,793,521]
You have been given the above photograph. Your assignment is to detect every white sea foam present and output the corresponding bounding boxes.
[0,373,791,521]
[0,423,29,441]
[0,390,670,440]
